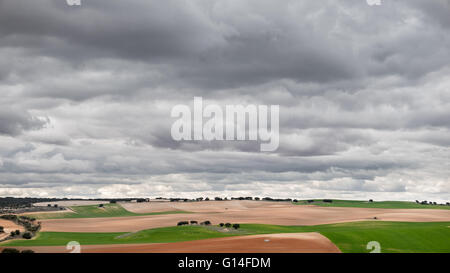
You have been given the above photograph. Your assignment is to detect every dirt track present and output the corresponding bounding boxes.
[2,232,341,253]
[39,201,450,232]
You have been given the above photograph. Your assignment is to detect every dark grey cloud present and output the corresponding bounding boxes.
[0,107,47,136]
[0,0,449,201]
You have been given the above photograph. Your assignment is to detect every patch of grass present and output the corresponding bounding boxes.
[117,226,237,243]
[29,203,189,219]
[1,226,235,246]
[2,221,449,253]
[293,199,450,210]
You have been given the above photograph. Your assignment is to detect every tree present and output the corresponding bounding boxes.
[2,248,20,253]
[232,223,240,229]
[21,250,35,253]
[190,220,198,225]
[15,230,20,235]
[369,199,373,202]
[177,221,189,226]
[219,223,224,227]
[99,204,104,208]
[0,226,4,233]
[110,200,117,204]
[22,232,32,239]
[225,223,231,228]
[201,220,211,226]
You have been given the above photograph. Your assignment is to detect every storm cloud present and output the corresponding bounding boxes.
[0,0,449,201]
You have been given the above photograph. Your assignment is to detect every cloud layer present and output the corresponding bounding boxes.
[0,0,449,201]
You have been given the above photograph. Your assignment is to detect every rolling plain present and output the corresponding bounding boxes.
[1,199,449,253]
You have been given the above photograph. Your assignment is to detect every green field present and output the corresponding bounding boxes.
[3,221,449,253]
[293,199,450,210]
[28,203,189,219]
[240,221,450,253]
[1,226,236,246]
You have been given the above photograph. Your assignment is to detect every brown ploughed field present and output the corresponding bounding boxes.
[3,232,341,253]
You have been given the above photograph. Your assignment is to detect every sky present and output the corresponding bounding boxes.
[0,0,449,202]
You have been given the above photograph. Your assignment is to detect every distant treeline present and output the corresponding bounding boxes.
[0,197,67,208]
[0,197,149,208]
[169,196,296,202]
[1,196,303,208]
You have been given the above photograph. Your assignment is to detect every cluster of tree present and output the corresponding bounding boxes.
[262,197,293,202]
[177,221,189,226]
[0,226,4,233]
[1,248,35,253]
[0,214,17,221]
[10,229,20,237]
[416,200,449,206]
[17,216,41,234]
[230,197,253,201]
[219,223,240,229]
[170,198,191,202]
[0,215,41,240]
[108,198,149,203]
[177,220,211,226]
[104,198,149,202]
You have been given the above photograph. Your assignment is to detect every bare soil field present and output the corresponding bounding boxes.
[33,201,108,207]
[39,201,450,232]
[0,219,24,241]
[121,200,288,213]
[2,232,341,253]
